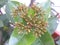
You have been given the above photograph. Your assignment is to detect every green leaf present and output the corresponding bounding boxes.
[40,32,55,45]
[48,16,58,34]
[0,20,4,27]
[9,28,55,45]
[0,15,9,26]
[5,2,15,23]
[9,27,36,45]
[0,0,8,8]
[11,1,20,6]
[5,1,22,23]
[32,31,55,45]
[17,33,36,45]
[31,38,43,45]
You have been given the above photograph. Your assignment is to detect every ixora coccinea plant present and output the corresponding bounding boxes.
[5,0,55,45]
[13,4,47,37]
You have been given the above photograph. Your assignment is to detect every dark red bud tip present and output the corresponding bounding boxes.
[52,32,59,39]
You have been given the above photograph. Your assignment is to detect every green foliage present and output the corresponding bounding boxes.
[0,20,4,27]
[48,16,58,34]
[0,0,8,8]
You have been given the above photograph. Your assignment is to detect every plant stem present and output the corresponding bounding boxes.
[29,0,35,6]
